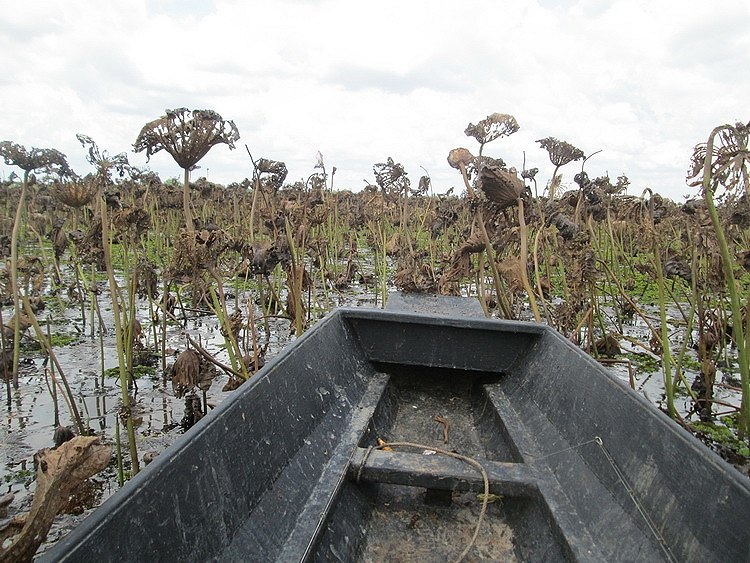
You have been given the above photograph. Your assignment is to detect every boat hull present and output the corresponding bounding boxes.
[42,306,750,562]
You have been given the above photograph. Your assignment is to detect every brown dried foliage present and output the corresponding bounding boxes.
[476,162,525,209]
[52,179,96,209]
[464,113,519,145]
[134,108,240,170]
[536,137,585,168]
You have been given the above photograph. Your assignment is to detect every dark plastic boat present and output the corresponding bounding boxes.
[43,295,750,562]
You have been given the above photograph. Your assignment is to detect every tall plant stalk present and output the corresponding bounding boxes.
[22,297,85,434]
[99,191,141,476]
[517,198,541,321]
[1,142,71,385]
[134,108,240,233]
[699,124,750,438]
[9,169,29,387]
[654,247,677,419]
[182,168,193,231]
[456,162,512,318]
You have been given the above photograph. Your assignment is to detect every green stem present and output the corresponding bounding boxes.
[654,249,677,419]
[22,296,85,434]
[702,125,750,438]
[100,190,141,476]
[517,198,541,322]
[9,170,29,388]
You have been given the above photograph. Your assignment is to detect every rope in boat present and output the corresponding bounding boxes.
[358,441,490,563]
[529,436,677,563]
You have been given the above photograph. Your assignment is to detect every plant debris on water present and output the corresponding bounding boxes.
[0,113,749,558]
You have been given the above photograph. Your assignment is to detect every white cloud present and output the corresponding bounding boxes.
[1,0,748,199]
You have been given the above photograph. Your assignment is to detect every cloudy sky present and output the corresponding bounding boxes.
[1,0,747,200]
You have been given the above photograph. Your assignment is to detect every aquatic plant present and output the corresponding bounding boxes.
[4,110,750,559]
[77,134,142,476]
[688,121,750,439]
[465,113,520,150]
[0,141,72,384]
[449,112,540,320]
[536,137,585,199]
[134,108,240,232]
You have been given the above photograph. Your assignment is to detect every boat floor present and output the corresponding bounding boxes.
[362,487,516,562]
[359,370,517,561]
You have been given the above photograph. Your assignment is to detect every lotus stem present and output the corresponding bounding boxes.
[457,162,512,318]
[99,189,140,476]
[701,124,750,438]
[183,167,194,232]
[22,296,85,434]
[517,198,541,322]
[9,170,29,387]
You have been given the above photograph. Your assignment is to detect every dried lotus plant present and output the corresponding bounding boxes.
[52,178,96,209]
[0,141,72,386]
[687,121,750,439]
[134,108,240,232]
[438,231,485,295]
[476,162,525,209]
[447,148,476,195]
[171,349,216,397]
[536,137,584,199]
[255,158,288,191]
[77,134,131,185]
[446,147,475,170]
[537,137,585,168]
[170,347,216,430]
[111,207,151,242]
[448,113,523,318]
[0,142,72,177]
[465,113,520,149]
[170,349,201,398]
[220,309,243,340]
[167,228,228,281]
[75,134,146,477]
[373,157,410,198]
[687,121,750,201]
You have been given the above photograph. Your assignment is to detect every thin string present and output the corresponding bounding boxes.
[529,436,677,563]
[359,441,490,563]
[526,437,602,462]
[594,437,677,563]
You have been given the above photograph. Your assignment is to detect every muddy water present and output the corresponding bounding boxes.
[602,307,742,417]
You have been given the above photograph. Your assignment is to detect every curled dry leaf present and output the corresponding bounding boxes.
[536,137,584,168]
[373,157,410,196]
[476,162,525,208]
[446,148,475,170]
[171,349,201,397]
[0,141,73,176]
[52,179,96,208]
[220,310,243,340]
[255,158,288,189]
[0,437,111,562]
[594,333,621,357]
[687,121,750,199]
[464,113,520,145]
